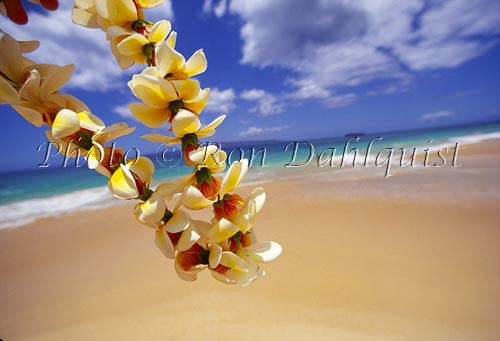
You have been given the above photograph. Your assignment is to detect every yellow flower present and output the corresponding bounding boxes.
[135,191,168,228]
[15,92,88,128]
[117,20,171,65]
[0,31,38,106]
[18,65,75,105]
[106,26,136,69]
[49,109,134,148]
[127,68,210,127]
[232,187,267,233]
[0,32,76,126]
[142,110,225,144]
[173,243,209,281]
[46,109,135,177]
[189,145,227,173]
[49,108,105,152]
[209,241,282,286]
[72,0,138,30]
[154,210,206,260]
[155,40,208,80]
[181,159,248,210]
[207,243,252,285]
[134,177,191,228]
[199,187,266,241]
[108,156,155,200]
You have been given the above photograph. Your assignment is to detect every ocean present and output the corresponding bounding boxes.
[1,122,499,229]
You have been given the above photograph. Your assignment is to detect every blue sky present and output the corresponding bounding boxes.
[1,0,500,170]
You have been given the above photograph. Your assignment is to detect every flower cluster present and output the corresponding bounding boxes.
[0,0,281,286]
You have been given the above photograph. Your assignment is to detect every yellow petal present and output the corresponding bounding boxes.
[72,7,98,28]
[209,269,235,284]
[108,165,139,199]
[207,219,240,243]
[182,49,207,77]
[245,241,282,263]
[0,76,20,104]
[135,192,167,226]
[117,34,149,57]
[155,41,185,78]
[155,174,194,199]
[40,64,74,100]
[171,109,201,137]
[183,88,210,114]
[107,25,133,40]
[18,69,41,103]
[93,123,136,145]
[142,133,181,145]
[208,244,222,268]
[129,103,169,128]
[166,31,177,48]
[235,187,266,233]
[51,93,90,113]
[128,156,155,183]
[52,109,80,139]
[128,72,176,107]
[220,159,249,196]
[18,40,39,53]
[246,187,266,214]
[95,0,137,26]
[171,79,200,101]
[148,20,171,43]
[130,52,148,65]
[141,65,162,78]
[12,103,43,127]
[220,252,248,272]
[87,143,113,178]
[0,32,24,81]
[155,226,175,259]
[74,0,96,11]
[96,16,113,31]
[77,111,105,132]
[110,39,135,69]
[181,186,215,210]
[177,225,201,252]
[197,115,226,138]
[230,267,264,287]
[189,145,227,172]
[165,209,190,233]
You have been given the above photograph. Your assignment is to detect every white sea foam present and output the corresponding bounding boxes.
[448,132,500,145]
[0,187,124,230]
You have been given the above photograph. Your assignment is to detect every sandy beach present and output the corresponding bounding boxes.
[1,140,500,340]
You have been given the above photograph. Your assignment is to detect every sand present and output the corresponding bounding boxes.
[1,140,500,340]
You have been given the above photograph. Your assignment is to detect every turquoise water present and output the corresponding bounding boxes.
[0,122,499,207]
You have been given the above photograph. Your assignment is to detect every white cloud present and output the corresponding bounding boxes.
[209,0,500,106]
[322,93,359,109]
[113,104,136,120]
[240,125,289,138]
[0,1,173,92]
[240,89,284,116]
[203,0,228,17]
[205,88,237,114]
[420,110,454,121]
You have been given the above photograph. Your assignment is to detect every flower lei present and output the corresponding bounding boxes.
[0,0,282,286]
